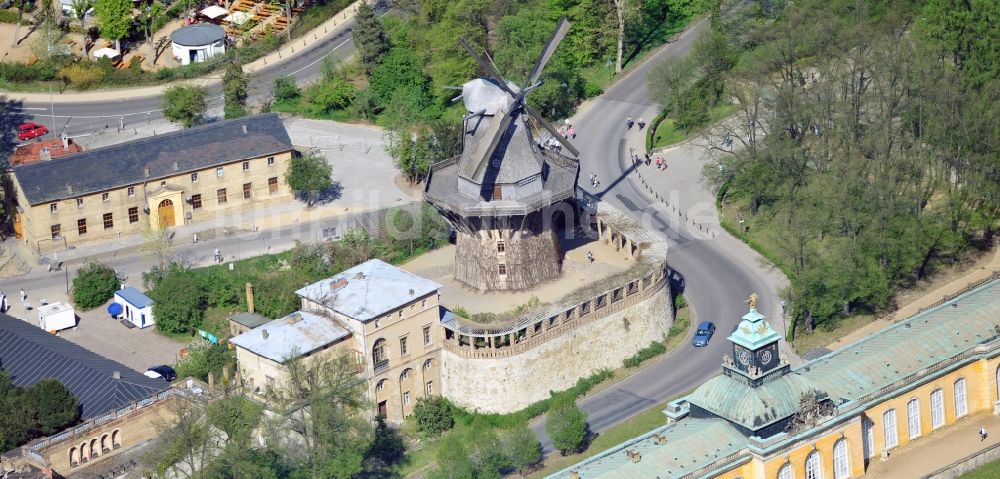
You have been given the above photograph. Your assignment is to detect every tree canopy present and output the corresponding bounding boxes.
[93,0,132,49]
[284,152,333,206]
[163,84,208,128]
[72,261,119,310]
[0,370,80,451]
[545,395,588,454]
[222,62,248,119]
[353,1,390,76]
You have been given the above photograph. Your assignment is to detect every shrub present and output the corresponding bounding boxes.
[303,78,356,115]
[148,265,206,334]
[273,75,299,102]
[623,340,667,368]
[59,62,109,89]
[72,262,118,309]
[174,341,236,382]
[412,397,454,437]
[0,61,59,83]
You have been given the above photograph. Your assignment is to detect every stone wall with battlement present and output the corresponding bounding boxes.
[440,195,672,413]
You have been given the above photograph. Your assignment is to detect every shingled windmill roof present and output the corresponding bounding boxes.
[0,315,167,419]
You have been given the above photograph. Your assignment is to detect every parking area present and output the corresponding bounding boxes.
[8,300,184,373]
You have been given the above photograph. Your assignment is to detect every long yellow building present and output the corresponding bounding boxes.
[549,276,1000,479]
[10,113,294,254]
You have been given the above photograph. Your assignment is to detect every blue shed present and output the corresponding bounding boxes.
[113,287,155,328]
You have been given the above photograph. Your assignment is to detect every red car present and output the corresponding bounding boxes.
[17,122,49,141]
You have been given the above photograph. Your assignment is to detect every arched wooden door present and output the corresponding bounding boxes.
[158,199,175,227]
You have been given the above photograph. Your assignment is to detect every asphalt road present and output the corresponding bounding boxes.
[529,19,782,453]
[15,9,369,138]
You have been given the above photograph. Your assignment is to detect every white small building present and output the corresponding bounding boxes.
[170,24,226,65]
[37,302,76,332]
[114,287,155,329]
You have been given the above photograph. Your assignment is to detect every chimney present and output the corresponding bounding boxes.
[288,312,303,323]
[245,282,255,314]
[241,124,248,135]
[626,450,641,463]
[330,279,348,290]
[208,371,215,389]
[65,185,73,194]
[143,166,150,177]
[262,329,269,340]
[409,288,415,296]
[653,434,667,445]
[39,147,51,161]
[354,272,366,280]
[113,371,121,380]
[172,161,179,171]
[569,471,580,479]
[61,132,69,149]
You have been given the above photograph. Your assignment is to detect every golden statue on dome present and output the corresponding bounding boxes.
[746,292,759,310]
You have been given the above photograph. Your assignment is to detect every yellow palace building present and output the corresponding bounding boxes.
[549,277,1000,479]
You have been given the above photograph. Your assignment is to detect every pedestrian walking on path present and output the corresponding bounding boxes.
[626,117,634,129]
[638,118,645,129]
[214,248,222,263]
[19,289,26,302]
[981,426,988,441]
[587,251,594,263]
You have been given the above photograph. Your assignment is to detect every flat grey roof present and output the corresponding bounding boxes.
[13,113,292,205]
[0,315,167,419]
[170,23,225,46]
[229,310,350,362]
[230,312,271,329]
[295,259,441,322]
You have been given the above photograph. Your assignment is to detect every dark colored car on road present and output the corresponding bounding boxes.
[144,365,177,382]
[17,122,49,141]
[692,321,716,347]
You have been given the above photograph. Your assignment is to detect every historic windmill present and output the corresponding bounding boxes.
[424,18,581,291]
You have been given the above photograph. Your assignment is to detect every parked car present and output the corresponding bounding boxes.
[692,321,716,347]
[17,122,48,141]
[144,365,177,382]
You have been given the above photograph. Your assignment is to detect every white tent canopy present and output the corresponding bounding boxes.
[92,47,120,59]
[201,5,229,19]
[223,11,251,25]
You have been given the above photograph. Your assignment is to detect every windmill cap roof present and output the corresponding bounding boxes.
[171,24,225,46]
[462,78,517,115]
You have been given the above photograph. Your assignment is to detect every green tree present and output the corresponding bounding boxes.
[273,75,300,103]
[366,416,406,472]
[70,0,94,28]
[303,79,356,115]
[412,397,454,437]
[163,84,208,128]
[72,262,119,310]
[545,395,587,454]
[148,264,206,334]
[23,379,80,436]
[353,0,390,76]
[223,62,249,119]
[94,0,132,51]
[428,432,475,479]
[503,423,542,475]
[284,152,333,206]
[369,48,435,120]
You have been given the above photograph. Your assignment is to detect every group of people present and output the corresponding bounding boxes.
[589,173,601,188]
[626,117,646,130]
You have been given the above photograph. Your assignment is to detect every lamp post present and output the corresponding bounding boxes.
[606,59,613,82]
[410,131,417,185]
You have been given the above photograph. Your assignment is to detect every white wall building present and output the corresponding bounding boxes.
[170,24,226,65]
[114,287,155,329]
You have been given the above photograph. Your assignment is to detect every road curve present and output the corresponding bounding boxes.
[530,19,783,453]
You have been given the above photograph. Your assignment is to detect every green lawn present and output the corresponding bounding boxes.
[650,103,738,150]
[960,455,1000,478]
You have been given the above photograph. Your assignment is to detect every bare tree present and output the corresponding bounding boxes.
[612,0,626,73]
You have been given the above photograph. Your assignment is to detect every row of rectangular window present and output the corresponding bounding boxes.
[50,178,280,216]
[370,326,434,365]
[51,207,140,238]
[49,157,278,212]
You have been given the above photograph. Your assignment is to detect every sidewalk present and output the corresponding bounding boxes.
[864,412,1000,478]
[1,1,363,103]
[827,246,1000,351]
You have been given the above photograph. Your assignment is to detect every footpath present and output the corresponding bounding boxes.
[1,0,363,103]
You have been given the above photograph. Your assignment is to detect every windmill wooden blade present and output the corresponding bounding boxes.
[463,107,518,180]
[459,37,514,95]
[525,105,580,157]
[526,18,571,87]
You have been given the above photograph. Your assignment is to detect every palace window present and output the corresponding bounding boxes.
[804,451,821,479]
[777,463,792,479]
[376,379,386,391]
[883,409,898,449]
[50,224,61,239]
[128,207,139,223]
[401,369,410,380]
[77,218,87,235]
[372,339,388,364]
[216,167,224,178]
[403,391,410,405]
[955,378,968,417]
[400,336,408,356]
[242,161,250,171]
[191,172,199,183]
[267,156,275,166]
[103,213,113,230]
[191,194,202,209]
[243,183,253,199]
[217,188,228,204]
[50,203,57,213]
[102,192,109,202]
[127,186,135,197]
[76,198,84,208]
[268,177,279,194]
[426,381,433,395]
[497,241,505,252]
[930,389,945,428]
[833,439,850,479]
[498,264,507,275]
[907,399,920,439]
[423,325,431,345]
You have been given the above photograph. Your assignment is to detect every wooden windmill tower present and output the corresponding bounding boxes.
[424,18,581,291]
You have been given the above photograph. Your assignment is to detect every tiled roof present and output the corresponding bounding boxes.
[547,418,746,479]
[13,113,292,205]
[295,259,441,322]
[115,287,154,309]
[0,315,167,419]
[229,310,350,362]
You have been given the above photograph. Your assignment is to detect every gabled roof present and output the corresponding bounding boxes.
[295,259,442,322]
[229,310,350,362]
[115,287,154,309]
[0,315,167,419]
[13,113,292,205]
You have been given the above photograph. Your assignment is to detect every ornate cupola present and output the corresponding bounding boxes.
[723,293,788,387]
